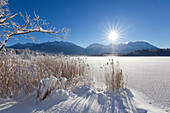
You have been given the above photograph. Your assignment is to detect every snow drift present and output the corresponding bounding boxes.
[0,85,147,113]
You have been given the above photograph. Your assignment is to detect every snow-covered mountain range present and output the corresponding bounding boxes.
[86,41,158,55]
[8,41,158,55]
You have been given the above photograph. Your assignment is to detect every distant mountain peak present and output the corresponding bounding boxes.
[8,40,158,55]
[86,41,158,54]
[8,41,85,55]
[125,40,151,44]
[86,43,105,48]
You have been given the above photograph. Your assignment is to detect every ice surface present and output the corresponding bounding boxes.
[83,56,170,111]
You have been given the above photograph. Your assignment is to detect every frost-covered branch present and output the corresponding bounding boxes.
[0,0,70,52]
[0,13,18,26]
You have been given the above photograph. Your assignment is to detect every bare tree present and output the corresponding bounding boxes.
[0,0,70,51]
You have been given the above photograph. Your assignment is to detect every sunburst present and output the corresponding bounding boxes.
[103,22,126,44]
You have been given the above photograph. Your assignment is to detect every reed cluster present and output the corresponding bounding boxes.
[0,54,91,97]
[104,59,127,91]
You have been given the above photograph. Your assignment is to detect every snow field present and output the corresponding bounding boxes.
[83,56,170,112]
[0,55,169,113]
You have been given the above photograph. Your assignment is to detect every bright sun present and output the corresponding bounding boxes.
[108,31,118,41]
[103,22,126,44]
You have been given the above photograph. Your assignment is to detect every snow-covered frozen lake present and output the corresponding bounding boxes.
[0,56,169,113]
[83,56,170,110]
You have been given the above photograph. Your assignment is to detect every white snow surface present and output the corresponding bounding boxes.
[0,57,169,113]
[1,85,165,113]
[83,56,170,112]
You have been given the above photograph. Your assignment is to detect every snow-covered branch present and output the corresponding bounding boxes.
[0,13,18,26]
[0,0,70,52]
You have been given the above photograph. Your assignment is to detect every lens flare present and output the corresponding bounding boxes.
[102,22,126,44]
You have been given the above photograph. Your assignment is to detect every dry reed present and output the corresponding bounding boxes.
[104,59,127,91]
[0,53,91,98]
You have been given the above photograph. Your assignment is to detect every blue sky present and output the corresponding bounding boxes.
[5,0,170,48]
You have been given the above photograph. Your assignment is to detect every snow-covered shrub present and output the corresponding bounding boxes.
[104,59,127,91]
[38,76,58,100]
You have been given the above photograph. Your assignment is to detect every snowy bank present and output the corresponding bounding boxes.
[0,85,167,113]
